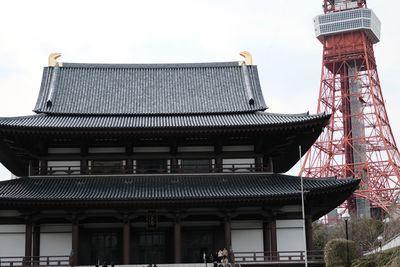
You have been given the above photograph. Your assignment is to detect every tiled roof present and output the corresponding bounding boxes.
[0,112,329,130]
[34,62,267,115]
[0,173,359,202]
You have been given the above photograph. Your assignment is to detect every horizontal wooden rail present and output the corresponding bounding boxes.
[233,250,324,264]
[0,256,71,267]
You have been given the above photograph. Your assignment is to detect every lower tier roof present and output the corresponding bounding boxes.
[0,112,329,131]
[0,173,359,219]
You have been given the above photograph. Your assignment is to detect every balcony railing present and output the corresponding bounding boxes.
[0,256,71,267]
[233,250,324,264]
[33,163,268,176]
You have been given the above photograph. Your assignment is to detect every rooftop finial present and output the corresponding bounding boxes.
[48,52,62,67]
[239,51,252,66]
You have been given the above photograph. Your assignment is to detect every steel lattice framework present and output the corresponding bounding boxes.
[301,0,400,218]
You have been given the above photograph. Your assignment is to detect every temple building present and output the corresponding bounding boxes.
[0,53,359,266]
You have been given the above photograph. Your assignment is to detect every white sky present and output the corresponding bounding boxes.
[0,0,399,180]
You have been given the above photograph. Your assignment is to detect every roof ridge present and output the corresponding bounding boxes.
[28,111,329,118]
[60,61,245,69]
[33,109,268,117]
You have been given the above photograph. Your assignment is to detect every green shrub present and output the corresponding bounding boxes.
[351,247,400,267]
[312,222,329,250]
[325,238,359,267]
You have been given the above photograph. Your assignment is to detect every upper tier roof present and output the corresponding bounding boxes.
[34,62,267,115]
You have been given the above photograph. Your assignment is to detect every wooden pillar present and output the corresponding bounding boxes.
[263,220,271,253]
[126,159,133,174]
[40,160,47,175]
[33,224,40,261]
[25,219,32,260]
[81,160,88,174]
[224,217,231,248]
[29,161,37,176]
[72,219,79,266]
[255,138,264,172]
[263,218,277,257]
[256,156,263,172]
[171,158,178,173]
[171,144,178,173]
[174,215,181,263]
[306,216,313,251]
[215,158,222,172]
[126,142,133,174]
[224,215,233,264]
[270,218,277,253]
[267,157,273,173]
[215,143,222,172]
[123,217,131,264]
[80,143,88,174]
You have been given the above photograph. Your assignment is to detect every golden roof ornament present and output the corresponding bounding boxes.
[239,51,252,66]
[48,52,62,67]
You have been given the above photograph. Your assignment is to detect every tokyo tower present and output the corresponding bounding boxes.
[301,0,400,218]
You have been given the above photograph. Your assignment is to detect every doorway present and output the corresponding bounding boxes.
[183,230,221,263]
[138,231,167,264]
[90,231,122,265]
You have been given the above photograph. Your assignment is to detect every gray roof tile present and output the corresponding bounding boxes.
[0,112,329,130]
[34,62,267,115]
[0,173,359,201]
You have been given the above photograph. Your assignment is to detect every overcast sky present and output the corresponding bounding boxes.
[0,0,399,180]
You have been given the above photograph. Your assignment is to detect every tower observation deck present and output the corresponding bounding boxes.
[314,7,380,44]
[301,0,400,219]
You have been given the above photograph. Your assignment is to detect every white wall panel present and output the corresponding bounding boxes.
[232,220,263,256]
[40,224,72,256]
[0,224,25,257]
[232,229,263,253]
[276,219,305,252]
[40,233,72,256]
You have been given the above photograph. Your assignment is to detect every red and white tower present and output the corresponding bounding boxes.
[301,0,400,218]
